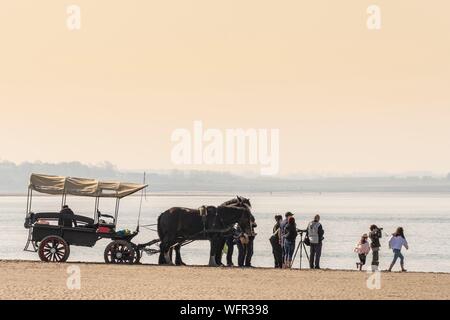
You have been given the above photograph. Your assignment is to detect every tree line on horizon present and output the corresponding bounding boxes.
[0,160,450,194]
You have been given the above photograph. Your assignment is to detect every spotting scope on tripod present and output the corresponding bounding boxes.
[291,229,310,269]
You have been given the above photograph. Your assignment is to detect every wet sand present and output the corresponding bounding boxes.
[0,260,449,300]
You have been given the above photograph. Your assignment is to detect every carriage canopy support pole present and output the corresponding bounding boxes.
[114,198,120,224]
[61,193,67,209]
[26,188,33,214]
[94,197,100,223]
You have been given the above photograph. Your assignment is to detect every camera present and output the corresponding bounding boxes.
[296,228,307,234]
[375,227,383,238]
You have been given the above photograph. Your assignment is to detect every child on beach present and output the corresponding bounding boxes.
[388,227,409,272]
[354,233,370,271]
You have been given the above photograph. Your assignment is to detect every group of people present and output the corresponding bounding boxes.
[270,212,324,269]
[267,213,409,272]
[221,221,257,267]
[58,204,409,272]
[354,225,409,272]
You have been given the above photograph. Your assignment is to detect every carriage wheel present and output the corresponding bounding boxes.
[132,244,141,264]
[38,236,70,262]
[104,240,136,264]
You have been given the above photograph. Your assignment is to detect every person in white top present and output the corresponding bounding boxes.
[354,233,370,271]
[388,227,409,272]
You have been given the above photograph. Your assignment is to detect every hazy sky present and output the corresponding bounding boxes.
[0,1,449,175]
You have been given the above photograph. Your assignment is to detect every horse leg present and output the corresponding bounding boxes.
[160,236,175,265]
[175,244,186,266]
[208,238,219,267]
[158,243,172,265]
[158,241,167,265]
[158,251,165,265]
[215,237,226,266]
[165,248,173,265]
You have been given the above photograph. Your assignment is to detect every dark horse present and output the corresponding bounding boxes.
[157,196,253,266]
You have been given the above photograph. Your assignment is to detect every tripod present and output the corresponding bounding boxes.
[291,231,310,269]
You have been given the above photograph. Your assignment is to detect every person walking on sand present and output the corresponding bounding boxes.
[269,215,283,268]
[354,233,370,271]
[306,214,324,269]
[283,216,297,268]
[369,224,382,270]
[387,227,409,272]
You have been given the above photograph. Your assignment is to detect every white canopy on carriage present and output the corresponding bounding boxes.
[29,173,147,198]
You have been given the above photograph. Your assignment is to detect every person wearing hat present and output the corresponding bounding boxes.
[280,212,293,268]
[354,233,371,271]
[269,214,283,268]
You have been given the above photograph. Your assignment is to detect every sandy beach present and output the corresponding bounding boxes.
[0,260,449,300]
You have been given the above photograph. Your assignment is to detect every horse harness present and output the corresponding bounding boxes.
[198,205,231,237]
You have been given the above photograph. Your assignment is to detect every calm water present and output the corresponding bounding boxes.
[0,192,449,273]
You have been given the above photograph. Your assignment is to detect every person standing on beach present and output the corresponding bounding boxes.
[280,212,293,268]
[369,224,382,270]
[236,220,257,268]
[270,215,283,268]
[354,233,370,271]
[388,227,409,272]
[283,216,298,268]
[245,220,257,267]
[224,224,239,266]
[306,214,324,269]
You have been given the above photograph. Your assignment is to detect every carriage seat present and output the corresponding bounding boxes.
[58,214,96,228]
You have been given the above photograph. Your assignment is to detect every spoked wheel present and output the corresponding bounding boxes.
[38,236,70,262]
[104,240,136,264]
[132,244,142,264]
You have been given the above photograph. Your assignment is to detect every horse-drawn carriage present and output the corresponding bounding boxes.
[23,173,254,265]
[23,173,156,263]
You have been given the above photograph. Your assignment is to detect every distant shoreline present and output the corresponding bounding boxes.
[2,190,450,197]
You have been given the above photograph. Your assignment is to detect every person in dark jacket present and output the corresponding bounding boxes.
[236,221,257,267]
[270,215,283,268]
[245,221,257,267]
[236,225,248,267]
[283,216,298,268]
[306,214,324,269]
[280,211,293,267]
[59,205,77,227]
[225,224,239,266]
[369,224,383,270]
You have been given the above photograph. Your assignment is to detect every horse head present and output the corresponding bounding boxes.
[220,196,254,235]
[221,196,252,210]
